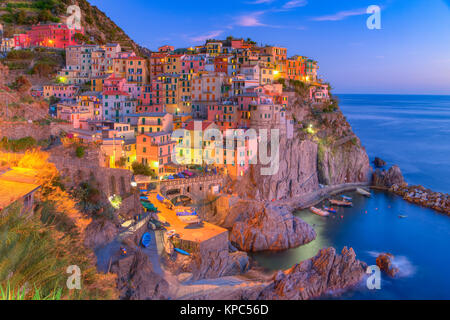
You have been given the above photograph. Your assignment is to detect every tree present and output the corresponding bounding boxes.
[131,161,154,177]
[75,146,85,158]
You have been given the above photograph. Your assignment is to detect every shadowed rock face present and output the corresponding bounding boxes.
[372,165,405,188]
[163,247,250,281]
[228,202,316,252]
[258,247,367,300]
[111,250,169,300]
[84,219,118,249]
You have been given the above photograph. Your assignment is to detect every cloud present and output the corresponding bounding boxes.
[282,0,308,9]
[235,11,267,26]
[311,8,367,21]
[246,0,275,4]
[190,30,223,42]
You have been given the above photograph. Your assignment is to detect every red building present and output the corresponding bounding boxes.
[27,23,84,49]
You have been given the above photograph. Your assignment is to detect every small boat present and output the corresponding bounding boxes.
[174,248,190,256]
[330,199,353,207]
[310,207,329,217]
[323,206,337,213]
[141,232,152,248]
[342,195,352,201]
[398,215,408,219]
[357,188,371,197]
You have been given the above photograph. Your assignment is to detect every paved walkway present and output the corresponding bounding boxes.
[272,182,369,209]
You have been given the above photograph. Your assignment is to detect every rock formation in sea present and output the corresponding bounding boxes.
[376,253,399,277]
[372,165,405,188]
[111,250,169,300]
[203,197,316,252]
[373,157,387,168]
[258,247,367,300]
[228,203,316,252]
[391,184,449,215]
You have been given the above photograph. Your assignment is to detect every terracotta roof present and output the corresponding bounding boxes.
[184,120,215,131]
[102,90,129,96]
[0,168,41,211]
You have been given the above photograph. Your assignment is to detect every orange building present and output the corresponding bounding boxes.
[136,131,176,176]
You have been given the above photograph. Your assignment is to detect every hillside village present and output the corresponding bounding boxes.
[0,2,375,301]
[1,17,331,180]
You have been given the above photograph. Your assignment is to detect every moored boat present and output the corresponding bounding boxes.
[141,232,152,248]
[330,199,353,207]
[323,206,337,213]
[174,248,191,256]
[310,206,330,217]
[357,188,371,197]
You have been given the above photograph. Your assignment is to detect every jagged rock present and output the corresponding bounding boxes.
[111,250,169,300]
[373,157,386,168]
[84,219,118,249]
[258,247,367,300]
[372,165,405,188]
[177,273,193,283]
[164,248,250,281]
[229,203,316,252]
[376,253,399,277]
[190,249,250,281]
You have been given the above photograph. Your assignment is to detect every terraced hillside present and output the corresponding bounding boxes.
[0,0,149,55]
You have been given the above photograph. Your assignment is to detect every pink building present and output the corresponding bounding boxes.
[181,55,206,74]
[13,34,30,49]
[27,23,84,49]
[309,84,330,103]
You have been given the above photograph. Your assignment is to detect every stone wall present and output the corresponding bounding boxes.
[49,147,141,218]
[0,63,8,86]
[0,122,72,141]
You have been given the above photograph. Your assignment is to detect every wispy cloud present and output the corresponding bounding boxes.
[311,8,367,21]
[246,0,275,4]
[282,0,308,10]
[190,30,223,42]
[235,11,267,27]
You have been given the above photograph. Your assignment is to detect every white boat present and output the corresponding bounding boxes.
[357,188,371,197]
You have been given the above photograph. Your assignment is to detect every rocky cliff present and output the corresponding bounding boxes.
[237,84,371,202]
[164,247,250,281]
[258,247,367,300]
[204,196,316,252]
[111,250,169,300]
[229,202,316,252]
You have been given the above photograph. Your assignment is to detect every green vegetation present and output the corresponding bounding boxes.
[115,156,127,168]
[0,136,36,152]
[0,281,62,300]
[323,97,339,113]
[131,161,154,177]
[75,146,85,158]
[0,150,118,300]
[1,1,63,25]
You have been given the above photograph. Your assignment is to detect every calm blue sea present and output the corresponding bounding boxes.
[251,94,450,300]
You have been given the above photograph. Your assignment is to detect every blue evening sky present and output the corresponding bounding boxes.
[89,0,450,95]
